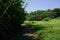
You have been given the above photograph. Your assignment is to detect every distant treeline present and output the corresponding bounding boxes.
[25,8,60,21]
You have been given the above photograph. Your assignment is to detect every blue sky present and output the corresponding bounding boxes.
[24,0,60,12]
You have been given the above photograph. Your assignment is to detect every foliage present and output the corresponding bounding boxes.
[43,17,52,21]
[24,19,60,40]
[0,0,25,40]
[53,8,60,17]
[26,8,60,21]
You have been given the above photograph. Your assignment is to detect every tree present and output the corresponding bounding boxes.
[53,8,60,17]
[26,8,59,21]
[0,0,25,40]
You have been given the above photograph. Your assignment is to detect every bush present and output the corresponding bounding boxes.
[43,17,52,21]
[56,17,60,19]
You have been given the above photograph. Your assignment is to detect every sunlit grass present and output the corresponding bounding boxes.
[24,19,60,40]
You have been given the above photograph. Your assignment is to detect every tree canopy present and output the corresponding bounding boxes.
[26,8,60,21]
[0,0,25,40]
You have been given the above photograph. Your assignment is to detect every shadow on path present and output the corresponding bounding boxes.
[19,24,41,40]
[19,24,38,40]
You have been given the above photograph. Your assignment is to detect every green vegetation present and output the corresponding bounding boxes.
[24,18,60,40]
[0,0,25,40]
[0,0,60,40]
[25,8,60,21]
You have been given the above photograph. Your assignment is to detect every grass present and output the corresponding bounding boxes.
[24,19,60,40]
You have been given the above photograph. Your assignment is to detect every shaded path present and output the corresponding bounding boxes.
[19,24,39,40]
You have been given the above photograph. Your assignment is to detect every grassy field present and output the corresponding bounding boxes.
[24,19,60,40]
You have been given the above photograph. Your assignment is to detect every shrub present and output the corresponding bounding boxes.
[43,17,52,21]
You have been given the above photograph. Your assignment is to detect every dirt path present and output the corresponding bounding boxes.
[20,24,39,40]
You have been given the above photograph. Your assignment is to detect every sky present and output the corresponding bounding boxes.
[24,0,60,12]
